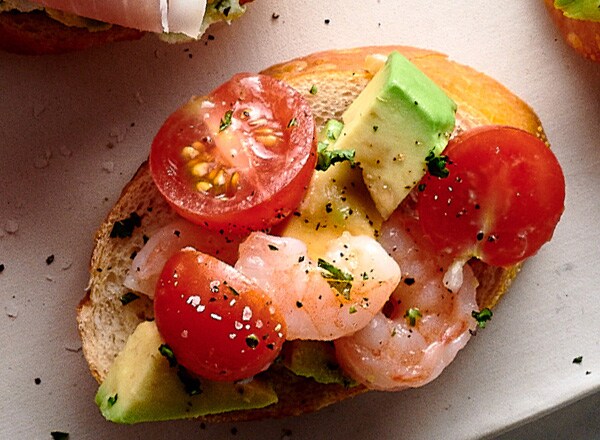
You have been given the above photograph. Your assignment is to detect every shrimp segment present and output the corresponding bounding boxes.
[334,212,478,390]
[234,232,401,341]
[124,219,242,298]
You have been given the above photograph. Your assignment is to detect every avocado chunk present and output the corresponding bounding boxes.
[283,340,356,387]
[554,0,600,21]
[333,51,456,220]
[274,120,382,259]
[96,321,278,424]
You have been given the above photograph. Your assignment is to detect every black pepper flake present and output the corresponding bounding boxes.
[404,277,415,286]
[268,244,279,251]
[476,232,484,241]
[298,256,305,263]
[208,34,215,41]
[573,356,583,364]
[296,301,303,308]
[0,264,4,273]
[120,292,140,305]
[130,250,138,260]
[324,18,330,24]
[272,12,280,19]
[46,255,55,265]
[34,377,41,385]
[110,212,142,239]
[51,432,69,440]
[231,427,238,435]
[246,334,260,349]
[325,203,333,213]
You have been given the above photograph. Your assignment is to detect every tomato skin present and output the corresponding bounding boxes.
[150,73,316,234]
[154,249,286,382]
[416,126,565,267]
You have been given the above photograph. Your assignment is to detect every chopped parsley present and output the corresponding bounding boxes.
[110,212,142,238]
[159,344,178,367]
[177,367,202,396]
[404,308,422,326]
[245,334,260,349]
[573,356,583,364]
[107,394,118,407]
[425,150,450,178]
[309,85,318,95]
[119,291,140,305]
[318,258,354,299]
[268,244,279,251]
[219,110,233,132]
[315,119,354,171]
[287,117,298,128]
[159,344,202,395]
[472,308,493,328]
[316,143,355,171]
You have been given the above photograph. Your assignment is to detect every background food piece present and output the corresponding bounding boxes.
[0,10,144,54]
[544,0,600,61]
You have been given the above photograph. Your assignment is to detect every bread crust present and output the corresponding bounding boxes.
[544,0,600,62]
[78,46,547,422]
[0,10,144,55]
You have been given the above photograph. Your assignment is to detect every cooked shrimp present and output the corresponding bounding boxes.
[234,231,401,341]
[334,211,479,391]
[124,219,242,298]
[33,0,206,37]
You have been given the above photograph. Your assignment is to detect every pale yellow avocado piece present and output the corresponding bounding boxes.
[275,120,383,259]
[334,51,457,220]
[96,321,277,424]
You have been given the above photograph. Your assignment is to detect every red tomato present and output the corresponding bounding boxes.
[154,248,286,382]
[150,73,316,234]
[416,126,565,267]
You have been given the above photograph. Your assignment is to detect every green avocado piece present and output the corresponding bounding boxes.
[333,51,456,220]
[554,0,600,21]
[282,340,355,387]
[96,321,277,424]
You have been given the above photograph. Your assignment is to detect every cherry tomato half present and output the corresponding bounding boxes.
[416,126,565,267]
[154,248,286,382]
[150,73,317,234]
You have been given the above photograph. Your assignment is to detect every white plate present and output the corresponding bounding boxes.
[1,1,599,439]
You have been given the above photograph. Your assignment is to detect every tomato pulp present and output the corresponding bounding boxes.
[154,249,286,382]
[416,126,565,267]
[150,73,317,234]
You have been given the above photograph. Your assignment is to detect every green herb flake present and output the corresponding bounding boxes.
[177,366,202,396]
[287,117,298,128]
[318,258,354,299]
[119,291,140,305]
[472,308,493,328]
[316,143,355,171]
[573,356,583,364]
[268,244,279,251]
[404,308,422,326]
[159,344,178,367]
[246,334,260,349]
[107,394,118,407]
[425,150,450,178]
[349,306,357,314]
[51,432,69,440]
[219,110,233,132]
[309,85,318,95]
[110,212,142,239]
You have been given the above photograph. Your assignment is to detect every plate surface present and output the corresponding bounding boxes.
[1,1,599,439]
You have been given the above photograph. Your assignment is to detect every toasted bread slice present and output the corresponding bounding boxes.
[78,45,547,422]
